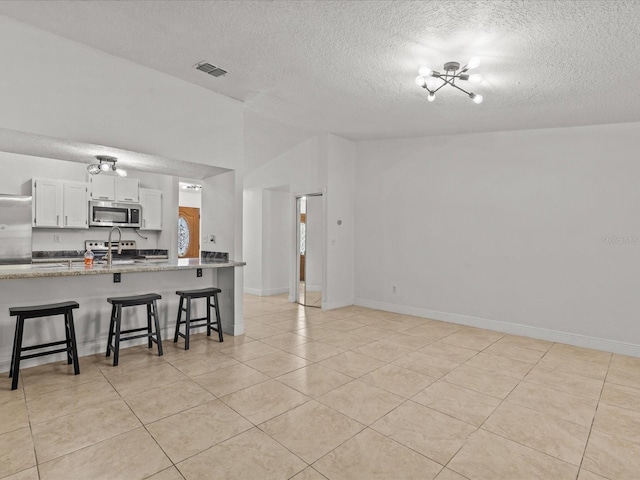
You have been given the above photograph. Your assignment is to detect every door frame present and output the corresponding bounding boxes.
[291,190,326,307]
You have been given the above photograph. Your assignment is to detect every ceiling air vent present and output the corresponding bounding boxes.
[194,61,227,77]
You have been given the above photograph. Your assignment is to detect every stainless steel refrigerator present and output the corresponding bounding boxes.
[0,194,33,265]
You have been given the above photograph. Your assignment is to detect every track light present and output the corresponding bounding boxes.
[415,58,485,104]
[469,93,483,104]
[87,156,127,177]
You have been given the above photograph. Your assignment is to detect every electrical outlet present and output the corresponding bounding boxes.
[392,285,397,294]
[210,235,216,243]
[196,268,202,277]
[113,273,121,283]
[53,234,61,243]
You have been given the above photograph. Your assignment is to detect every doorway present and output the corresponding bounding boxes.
[296,194,323,307]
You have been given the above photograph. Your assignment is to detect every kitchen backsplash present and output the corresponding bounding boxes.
[201,251,229,262]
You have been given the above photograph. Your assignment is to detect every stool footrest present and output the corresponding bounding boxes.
[20,347,72,361]
[119,326,150,335]
[117,332,155,342]
[20,339,68,352]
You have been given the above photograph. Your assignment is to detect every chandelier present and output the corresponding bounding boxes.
[87,155,127,177]
[415,57,484,104]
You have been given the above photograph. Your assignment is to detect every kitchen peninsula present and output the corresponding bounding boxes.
[0,258,245,373]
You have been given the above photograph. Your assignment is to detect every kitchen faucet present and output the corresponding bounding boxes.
[106,226,122,267]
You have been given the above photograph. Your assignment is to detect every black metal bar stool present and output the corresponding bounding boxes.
[106,293,163,366]
[9,301,80,390]
[173,287,224,350]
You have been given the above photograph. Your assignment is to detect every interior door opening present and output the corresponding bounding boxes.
[296,194,323,307]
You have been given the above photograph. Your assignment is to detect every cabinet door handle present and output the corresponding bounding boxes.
[143,219,146,228]
[65,216,68,226]
[124,198,133,201]
[56,215,59,226]
[99,196,109,200]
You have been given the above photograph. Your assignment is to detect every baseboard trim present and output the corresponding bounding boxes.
[354,298,640,357]
[243,287,289,297]
[323,298,356,310]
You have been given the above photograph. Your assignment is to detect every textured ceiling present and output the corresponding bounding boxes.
[2,0,640,169]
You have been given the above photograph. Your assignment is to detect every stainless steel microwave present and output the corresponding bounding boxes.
[89,201,141,228]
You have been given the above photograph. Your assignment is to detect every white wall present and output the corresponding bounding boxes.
[243,189,263,294]
[242,188,290,296]
[263,189,290,295]
[202,171,236,257]
[179,187,202,209]
[243,133,356,307]
[355,122,640,355]
[0,16,242,170]
[325,135,356,308]
[244,136,326,193]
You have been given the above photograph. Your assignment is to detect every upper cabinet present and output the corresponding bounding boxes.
[32,179,88,229]
[140,188,162,230]
[116,178,140,203]
[89,176,139,203]
[63,182,90,228]
[89,175,114,201]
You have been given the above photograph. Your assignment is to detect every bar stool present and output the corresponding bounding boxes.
[9,301,80,390]
[173,287,224,350]
[106,293,163,366]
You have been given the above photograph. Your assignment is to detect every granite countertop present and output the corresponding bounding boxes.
[0,259,245,280]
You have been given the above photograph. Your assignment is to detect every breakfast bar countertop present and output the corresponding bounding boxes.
[0,259,246,280]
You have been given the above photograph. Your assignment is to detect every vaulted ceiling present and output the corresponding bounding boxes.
[2,0,640,171]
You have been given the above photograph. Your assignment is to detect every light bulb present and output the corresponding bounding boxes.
[99,162,110,172]
[467,57,480,69]
[87,164,100,175]
[470,93,483,104]
[468,74,483,83]
[115,167,127,177]
[415,75,426,87]
[427,92,435,102]
[418,66,432,77]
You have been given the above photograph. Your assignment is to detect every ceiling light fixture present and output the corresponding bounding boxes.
[87,155,127,177]
[415,57,484,104]
[181,183,202,191]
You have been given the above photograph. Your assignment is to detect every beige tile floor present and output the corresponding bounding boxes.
[2,293,640,479]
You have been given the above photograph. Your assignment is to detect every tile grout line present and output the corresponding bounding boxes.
[575,352,614,480]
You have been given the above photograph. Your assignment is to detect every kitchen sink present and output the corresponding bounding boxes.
[94,259,136,265]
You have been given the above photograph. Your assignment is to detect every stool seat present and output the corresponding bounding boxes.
[105,293,163,366]
[10,301,79,317]
[174,287,223,350]
[107,293,162,307]
[175,287,222,298]
[9,300,80,390]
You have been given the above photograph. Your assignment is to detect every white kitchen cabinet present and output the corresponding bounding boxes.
[116,178,140,203]
[140,188,162,230]
[89,175,115,201]
[32,179,88,229]
[63,182,89,228]
[90,176,139,203]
